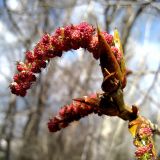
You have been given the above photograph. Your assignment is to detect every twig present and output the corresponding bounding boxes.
[149,120,160,136]
[139,64,160,106]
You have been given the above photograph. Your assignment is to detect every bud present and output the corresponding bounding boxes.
[135,144,152,157]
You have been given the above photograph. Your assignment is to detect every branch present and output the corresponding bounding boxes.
[139,64,160,106]
[101,1,157,6]
[149,121,160,136]
[3,0,23,36]
[9,22,159,159]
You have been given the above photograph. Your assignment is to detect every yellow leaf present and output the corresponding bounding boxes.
[114,29,126,85]
[129,125,138,137]
[128,118,142,137]
[113,29,123,56]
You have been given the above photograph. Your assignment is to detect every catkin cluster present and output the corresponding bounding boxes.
[10,22,121,96]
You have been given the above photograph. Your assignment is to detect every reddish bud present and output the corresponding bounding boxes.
[135,144,152,157]
[102,32,113,45]
[138,127,152,138]
[17,62,27,72]
[26,51,35,62]
[41,33,50,44]
[111,46,122,63]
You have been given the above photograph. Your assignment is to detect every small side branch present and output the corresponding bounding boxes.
[149,121,160,136]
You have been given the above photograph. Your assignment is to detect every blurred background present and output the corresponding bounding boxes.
[0,0,160,160]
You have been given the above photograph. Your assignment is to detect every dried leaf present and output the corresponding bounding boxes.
[97,26,123,85]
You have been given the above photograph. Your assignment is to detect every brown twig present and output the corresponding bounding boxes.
[149,120,160,136]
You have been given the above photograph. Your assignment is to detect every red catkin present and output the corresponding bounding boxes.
[48,101,99,132]
[10,22,122,96]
